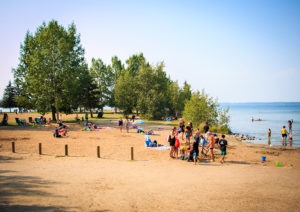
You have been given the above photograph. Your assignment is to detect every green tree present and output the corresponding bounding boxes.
[13,20,87,120]
[167,80,184,116]
[126,53,148,76]
[108,56,125,110]
[136,62,169,119]
[78,69,99,117]
[1,81,17,112]
[114,71,137,114]
[183,90,219,127]
[90,58,114,111]
[183,81,192,102]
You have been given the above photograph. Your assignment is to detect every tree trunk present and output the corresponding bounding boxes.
[56,105,60,123]
[9,108,11,113]
[51,107,56,121]
[90,109,93,118]
[80,107,82,113]
[136,109,139,116]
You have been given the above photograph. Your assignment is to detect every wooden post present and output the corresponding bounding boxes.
[97,146,100,158]
[131,147,134,160]
[39,143,42,155]
[12,142,15,153]
[65,144,68,156]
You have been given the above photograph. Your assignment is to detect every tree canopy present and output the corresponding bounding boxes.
[5,20,230,130]
[13,20,87,120]
[1,81,17,112]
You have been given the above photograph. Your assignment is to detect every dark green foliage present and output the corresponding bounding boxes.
[1,81,17,112]
[13,20,87,119]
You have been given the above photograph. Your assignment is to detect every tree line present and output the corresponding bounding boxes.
[1,20,230,132]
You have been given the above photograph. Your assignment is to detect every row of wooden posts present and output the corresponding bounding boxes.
[11,142,135,160]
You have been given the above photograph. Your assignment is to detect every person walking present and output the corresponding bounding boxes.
[219,135,228,164]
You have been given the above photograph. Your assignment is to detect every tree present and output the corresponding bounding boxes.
[183,90,219,127]
[78,69,99,117]
[126,53,148,76]
[13,20,87,120]
[136,62,169,119]
[90,58,114,111]
[1,81,17,112]
[183,81,192,102]
[167,80,184,116]
[114,71,137,114]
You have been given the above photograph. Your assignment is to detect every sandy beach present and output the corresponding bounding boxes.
[1,113,300,211]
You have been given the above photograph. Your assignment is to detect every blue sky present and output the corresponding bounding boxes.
[0,0,299,102]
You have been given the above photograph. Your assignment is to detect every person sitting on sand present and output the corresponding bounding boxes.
[118,118,123,133]
[218,135,228,164]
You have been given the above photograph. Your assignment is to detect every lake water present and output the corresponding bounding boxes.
[220,102,300,147]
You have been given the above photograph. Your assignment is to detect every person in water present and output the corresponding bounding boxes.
[281,126,287,146]
[267,128,271,145]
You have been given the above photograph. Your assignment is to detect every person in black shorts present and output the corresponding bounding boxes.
[218,134,228,164]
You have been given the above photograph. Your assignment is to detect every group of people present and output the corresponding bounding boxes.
[53,122,69,138]
[118,115,136,133]
[267,119,294,146]
[169,119,228,164]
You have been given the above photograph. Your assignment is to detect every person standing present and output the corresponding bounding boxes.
[281,126,287,146]
[219,135,228,164]
[118,118,123,133]
[208,132,215,162]
[125,117,130,133]
[203,122,209,133]
[267,129,271,145]
[288,120,293,133]
[169,131,176,158]
[179,118,185,140]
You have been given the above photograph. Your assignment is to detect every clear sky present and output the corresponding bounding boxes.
[0,0,299,102]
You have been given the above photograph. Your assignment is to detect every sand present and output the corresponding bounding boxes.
[1,113,300,211]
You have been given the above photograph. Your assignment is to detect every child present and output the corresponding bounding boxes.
[218,134,228,164]
[200,135,208,156]
[281,126,287,146]
[119,118,123,133]
[289,134,293,147]
[192,139,199,165]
